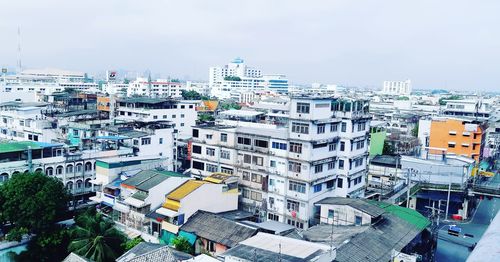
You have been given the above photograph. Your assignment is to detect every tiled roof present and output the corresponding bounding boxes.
[180,210,257,248]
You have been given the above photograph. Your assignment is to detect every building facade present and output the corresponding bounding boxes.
[382,80,412,96]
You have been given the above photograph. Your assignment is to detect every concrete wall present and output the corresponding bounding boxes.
[319,204,372,226]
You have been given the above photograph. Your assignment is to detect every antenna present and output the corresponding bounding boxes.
[17,26,23,73]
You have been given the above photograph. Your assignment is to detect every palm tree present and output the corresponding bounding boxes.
[68,209,126,262]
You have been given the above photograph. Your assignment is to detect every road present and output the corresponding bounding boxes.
[434,197,500,262]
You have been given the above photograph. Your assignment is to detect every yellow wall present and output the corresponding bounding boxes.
[429,119,482,161]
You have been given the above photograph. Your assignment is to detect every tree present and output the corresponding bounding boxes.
[122,237,144,251]
[0,172,70,241]
[15,226,71,262]
[172,236,194,255]
[411,123,419,137]
[223,76,241,81]
[383,141,396,155]
[181,90,202,100]
[439,95,462,105]
[397,96,409,101]
[68,209,127,262]
[198,113,215,122]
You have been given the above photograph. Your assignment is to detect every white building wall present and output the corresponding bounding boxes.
[180,184,238,220]
[319,204,373,226]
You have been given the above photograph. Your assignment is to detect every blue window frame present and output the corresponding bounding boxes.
[313,184,322,193]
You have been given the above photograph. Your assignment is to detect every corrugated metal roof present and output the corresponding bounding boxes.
[166,180,207,201]
[366,200,430,230]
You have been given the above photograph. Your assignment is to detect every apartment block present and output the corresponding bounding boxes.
[189,96,371,229]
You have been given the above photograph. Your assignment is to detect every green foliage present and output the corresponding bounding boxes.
[172,236,194,254]
[223,76,241,81]
[122,237,144,251]
[123,79,130,84]
[15,226,71,262]
[0,172,70,241]
[198,113,215,122]
[220,101,241,110]
[181,90,202,100]
[397,96,409,101]
[68,209,127,262]
[383,141,396,155]
[411,123,419,137]
[439,95,462,105]
[170,78,180,82]
[64,87,78,94]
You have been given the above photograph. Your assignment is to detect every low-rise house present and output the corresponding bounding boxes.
[150,173,239,244]
[221,232,335,262]
[307,197,432,262]
[116,242,192,262]
[179,210,258,256]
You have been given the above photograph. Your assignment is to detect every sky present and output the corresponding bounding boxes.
[1,0,499,91]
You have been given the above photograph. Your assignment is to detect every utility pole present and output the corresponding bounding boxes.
[406,168,411,208]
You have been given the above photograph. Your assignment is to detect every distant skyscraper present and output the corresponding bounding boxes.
[382,79,412,96]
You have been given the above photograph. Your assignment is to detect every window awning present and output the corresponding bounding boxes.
[124,197,146,208]
[156,207,178,218]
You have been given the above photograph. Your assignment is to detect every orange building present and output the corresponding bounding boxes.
[97,96,111,112]
[427,118,484,161]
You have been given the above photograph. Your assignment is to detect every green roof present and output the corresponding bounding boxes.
[0,141,44,154]
[367,200,430,230]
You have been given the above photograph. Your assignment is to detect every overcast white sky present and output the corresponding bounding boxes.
[1,0,499,91]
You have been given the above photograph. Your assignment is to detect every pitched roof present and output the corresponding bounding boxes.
[315,197,385,217]
[366,200,430,230]
[167,180,207,201]
[180,211,257,248]
[62,253,93,262]
[334,214,423,262]
[121,170,181,191]
[116,242,187,262]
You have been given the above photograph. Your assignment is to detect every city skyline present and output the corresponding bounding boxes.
[1,0,499,91]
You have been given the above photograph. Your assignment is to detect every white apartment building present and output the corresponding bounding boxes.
[189,96,371,229]
[0,102,59,143]
[209,58,288,99]
[114,97,197,136]
[0,69,98,94]
[441,98,494,120]
[382,80,412,96]
[0,140,133,198]
[104,78,185,98]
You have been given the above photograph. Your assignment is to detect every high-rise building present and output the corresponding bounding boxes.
[382,79,412,96]
[209,58,288,99]
[189,96,371,229]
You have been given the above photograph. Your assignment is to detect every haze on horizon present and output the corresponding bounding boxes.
[1,0,499,91]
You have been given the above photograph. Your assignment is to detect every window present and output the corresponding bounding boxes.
[268,213,279,221]
[287,200,300,211]
[328,209,335,218]
[355,215,362,226]
[172,114,176,118]
[193,129,199,138]
[341,122,347,132]
[221,167,234,174]
[289,181,306,193]
[313,184,322,193]
[288,161,302,173]
[356,140,365,150]
[181,114,185,118]
[291,122,309,134]
[206,134,212,140]
[272,142,287,150]
[317,124,325,134]
[153,115,158,119]
[314,164,323,173]
[329,143,337,152]
[330,123,338,132]
[448,143,456,148]
[338,160,345,169]
[163,115,167,119]
[181,105,185,109]
[206,164,217,172]
[289,142,302,154]
[255,139,268,148]
[206,147,215,156]
[251,191,262,201]
[242,171,250,181]
[328,162,335,170]
[252,156,263,166]
[354,158,364,167]
[251,173,262,183]
[337,178,343,188]
[133,139,139,146]
[192,145,202,154]
[340,142,345,151]
[221,133,228,142]
[141,137,151,145]
[208,241,216,252]
[270,160,276,167]
[242,189,250,198]
[237,137,251,145]
[296,103,310,114]
[192,161,205,170]
[243,154,252,164]
[159,138,163,144]
[220,150,230,159]
[357,122,366,131]
[326,180,334,189]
